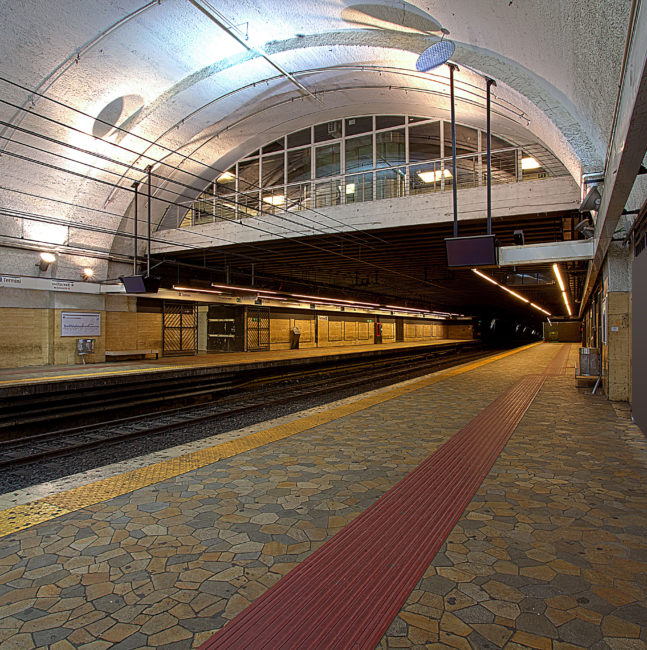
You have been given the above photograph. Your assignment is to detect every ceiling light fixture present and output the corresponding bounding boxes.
[415,30,456,72]
[216,171,236,183]
[472,268,551,316]
[521,157,540,170]
[37,251,57,271]
[81,268,94,281]
[262,195,286,206]
[417,169,452,183]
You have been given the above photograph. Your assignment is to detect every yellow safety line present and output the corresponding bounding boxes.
[0,342,541,538]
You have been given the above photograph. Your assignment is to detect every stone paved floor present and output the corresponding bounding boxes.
[0,344,645,649]
[378,346,647,649]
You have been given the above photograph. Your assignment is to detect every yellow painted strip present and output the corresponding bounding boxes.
[0,343,541,537]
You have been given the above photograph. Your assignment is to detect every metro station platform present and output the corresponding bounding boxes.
[0,338,473,390]
[0,343,645,649]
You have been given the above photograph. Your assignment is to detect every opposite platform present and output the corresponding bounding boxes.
[0,343,645,650]
[0,339,472,390]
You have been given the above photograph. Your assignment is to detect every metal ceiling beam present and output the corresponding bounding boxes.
[579,0,647,316]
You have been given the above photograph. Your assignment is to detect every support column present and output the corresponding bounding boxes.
[601,241,632,401]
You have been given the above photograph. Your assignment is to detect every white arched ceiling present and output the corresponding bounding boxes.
[0,0,630,280]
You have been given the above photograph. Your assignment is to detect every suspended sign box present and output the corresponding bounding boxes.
[445,235,497,268]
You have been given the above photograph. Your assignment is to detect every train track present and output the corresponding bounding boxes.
[0,345,491,469]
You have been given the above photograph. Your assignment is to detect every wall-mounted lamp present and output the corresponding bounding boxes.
[81,268,94,281]
[37,252,56,272]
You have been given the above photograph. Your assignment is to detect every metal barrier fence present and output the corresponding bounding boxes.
[178,146,564,228]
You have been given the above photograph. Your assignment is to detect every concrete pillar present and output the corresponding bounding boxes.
[601,241,632,401]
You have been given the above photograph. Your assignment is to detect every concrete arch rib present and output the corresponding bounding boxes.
[119,29,603,172]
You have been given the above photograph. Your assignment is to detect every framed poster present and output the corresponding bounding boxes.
[61,311,101,337]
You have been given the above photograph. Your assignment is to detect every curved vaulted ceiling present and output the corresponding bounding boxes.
[0,0,631,283]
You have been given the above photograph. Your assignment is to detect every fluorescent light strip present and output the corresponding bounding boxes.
[472,269,499,285]
[553,264,572,315]
[472,269,551,316]
[552,264,566,292]
[530,302,551,315]
[211,283,278,295]
[561,291,572,316]
[174,286,224,294]
[500,285,530,303]
[291,293,381,307]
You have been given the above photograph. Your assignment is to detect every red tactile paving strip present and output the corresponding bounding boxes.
[201,351,561,650]
[544,342,570,375]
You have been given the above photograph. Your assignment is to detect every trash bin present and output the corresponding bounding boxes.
[290,326,301,349]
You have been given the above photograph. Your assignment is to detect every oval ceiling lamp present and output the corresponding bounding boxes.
[415,30,455,72]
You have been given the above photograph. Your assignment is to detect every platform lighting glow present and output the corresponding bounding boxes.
[262,195,285,206]
[173,286,224,295]
[40,252,57,264]
[217,171,236,183]
[82,268,94,278]
[472,268,551,316]
[521,157,541,170]
[417,169,452,183]
[345,183,356,194]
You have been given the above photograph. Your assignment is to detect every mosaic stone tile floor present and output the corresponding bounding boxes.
[378,346,647,649]
[0,344,645,649]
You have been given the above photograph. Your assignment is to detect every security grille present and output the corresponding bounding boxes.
[246,307,270,351]
[163,301,197,356]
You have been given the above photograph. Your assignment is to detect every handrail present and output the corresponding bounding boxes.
[180,145,563,228]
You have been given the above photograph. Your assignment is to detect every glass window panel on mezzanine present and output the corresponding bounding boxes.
[287,128,311,149]
[344,173,373,204]
[237,158,260,193]
[485,135,518,185]
[409,161,443,196]
[287,148,311,183]
[443,123,478,157]
[314,179,342,208]
[286,181,312,212]
[262,138,284,153]
[315,143,341,179]
[408,121,440,164]
[345,134,373,174]
[376,167,406,200]
[376,115,405,130]
[314,120,342,143]
[261,152,285,187]
[376,129,405,168]
[345,116,373,136]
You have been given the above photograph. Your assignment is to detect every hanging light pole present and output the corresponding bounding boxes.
[448,62,459,237]
[485,77,496,236]
[146,165,152,278]
[131,181,139,275]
